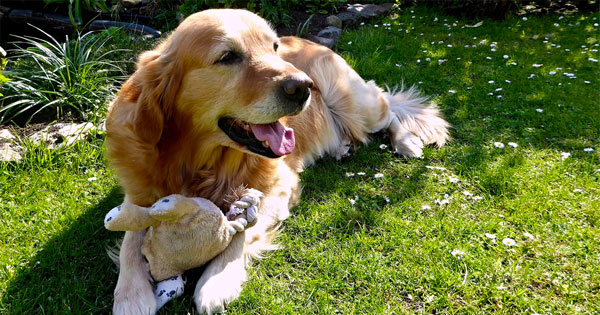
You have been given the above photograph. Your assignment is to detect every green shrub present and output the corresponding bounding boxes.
[0,27,126,125]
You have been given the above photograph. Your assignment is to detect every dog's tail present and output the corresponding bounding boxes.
[382,85,450,147]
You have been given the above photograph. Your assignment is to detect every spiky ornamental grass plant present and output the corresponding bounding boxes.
[0,27,127,124]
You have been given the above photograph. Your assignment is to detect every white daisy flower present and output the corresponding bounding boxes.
[549,71,556,75]
[536,108,543,113]
[488,80,495,84]
[346,172,355,177]
[473,196,484,201]
[384,196,390,203]
[503,55,509,59]
[505,80,511,83]
[451,249,465,258]
[502,238,517,247]
[560,152,571,160]
[349,198,356,205]
[87,177,98,182]
[497,95,503,99]
[485,233,497,239]
[523,232,535,240]
[532,64,543,68]
[583,148,594,152]
[347,41,353,45]
[491,48,496,52]
[447,44,453,48]
[395,63,400,67]
[486,56,492,60]
[573,188,583,193]
[379,144,388,149]
[507,142,518,148]
[528,74,536,79]
[510,62,517,65]
[554,23,559,27]
[495,88,503,92]
[374,24,379,28]
[494,142,505,149]
[357,172,366,176]
[422,205,432,210]
[425,57,431,62]
[588,58,598,62]
[417,59,421,63]
[462,191,473,197]
[584,81,591,84]
[374,173,384,178]
[449,177,459,183]
[448,89,456,94]
[522,17,528,21]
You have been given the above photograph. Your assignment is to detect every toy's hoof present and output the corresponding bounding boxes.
[155,274,185,310]
[104,205,122,226]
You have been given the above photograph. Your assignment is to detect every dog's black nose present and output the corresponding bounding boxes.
[281,74,313,105]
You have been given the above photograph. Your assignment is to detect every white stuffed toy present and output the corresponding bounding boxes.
[104,188,262,309]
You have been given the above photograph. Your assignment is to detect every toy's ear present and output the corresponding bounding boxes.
[104,203,155,231]
[148,195,200,221]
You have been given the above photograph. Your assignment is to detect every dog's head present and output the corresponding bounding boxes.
[130,9,313,158]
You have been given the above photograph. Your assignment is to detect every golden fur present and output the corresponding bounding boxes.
[105,9,449,314]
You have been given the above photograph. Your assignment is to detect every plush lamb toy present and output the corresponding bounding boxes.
[104,188,262,309]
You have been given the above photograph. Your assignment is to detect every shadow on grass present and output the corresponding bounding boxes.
[1,186,123,314]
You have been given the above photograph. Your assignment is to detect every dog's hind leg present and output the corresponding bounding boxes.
[305,50,450,158]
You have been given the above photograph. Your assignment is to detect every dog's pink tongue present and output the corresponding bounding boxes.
[250,121,295,156]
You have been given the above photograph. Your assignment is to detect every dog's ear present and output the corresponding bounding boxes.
[132,50,182,144]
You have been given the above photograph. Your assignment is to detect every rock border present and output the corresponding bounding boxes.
[306,3,396,49]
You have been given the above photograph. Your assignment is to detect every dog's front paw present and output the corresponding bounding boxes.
[194,268,245,314]
[225,188,263,228]
[113,279,157,315]
[391,132,424,158]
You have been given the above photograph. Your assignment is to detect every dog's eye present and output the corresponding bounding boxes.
[273,42,279,52]
[217,50,242,65]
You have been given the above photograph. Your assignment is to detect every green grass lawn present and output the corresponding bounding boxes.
[1,5,599,314]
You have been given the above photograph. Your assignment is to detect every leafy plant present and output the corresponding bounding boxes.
[0,27,126,124]
[296,14,314,37]
[43,0,111,27]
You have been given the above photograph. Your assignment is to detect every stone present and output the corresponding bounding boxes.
[0,143,21,162]
[0,129,15,141]
[176,12,185,24]
[317,26,342,40]
[326,15,342,28]
[347,4,390,18]
[29,122,95,148]
[336,11,360,23]
[306,35,336,49]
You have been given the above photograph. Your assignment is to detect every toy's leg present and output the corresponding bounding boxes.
[155,274,186,310]
[194,231,247,314]
[113,230,157,315]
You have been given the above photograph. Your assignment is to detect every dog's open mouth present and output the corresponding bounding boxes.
[218,117,295,158]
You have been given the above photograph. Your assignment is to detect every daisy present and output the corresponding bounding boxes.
[549,71,556,75]
[347,41,352,45]
[485,233,497,239]
[451,249,465,258]
[536,108,543,113]
[560,152,571,160]
[488,80,495,84]
[503,55,509,59]
[523,232,534,240]
[374,173,384,178]
[486,56,492,60]
[507,142,518,148]
[502,238,517,247]
[583,148,594,152]
[472,196,484,201]
[510,62,517,65]
[379,144,388,150]
[494,142,505,148]
[421,205,432,210]
[505,80,511,83]
[449,177,459,183]
[588,58,598,62]
[349,198,356,205]
[532,64,543,68]
[573,188,583,193]
[448,89,456,94]
[357,172,366,176]
[462,191,473,197]
[495,88,503,92]
[346,172,355,177]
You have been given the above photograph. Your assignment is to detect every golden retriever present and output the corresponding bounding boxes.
[105,9,449,314]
